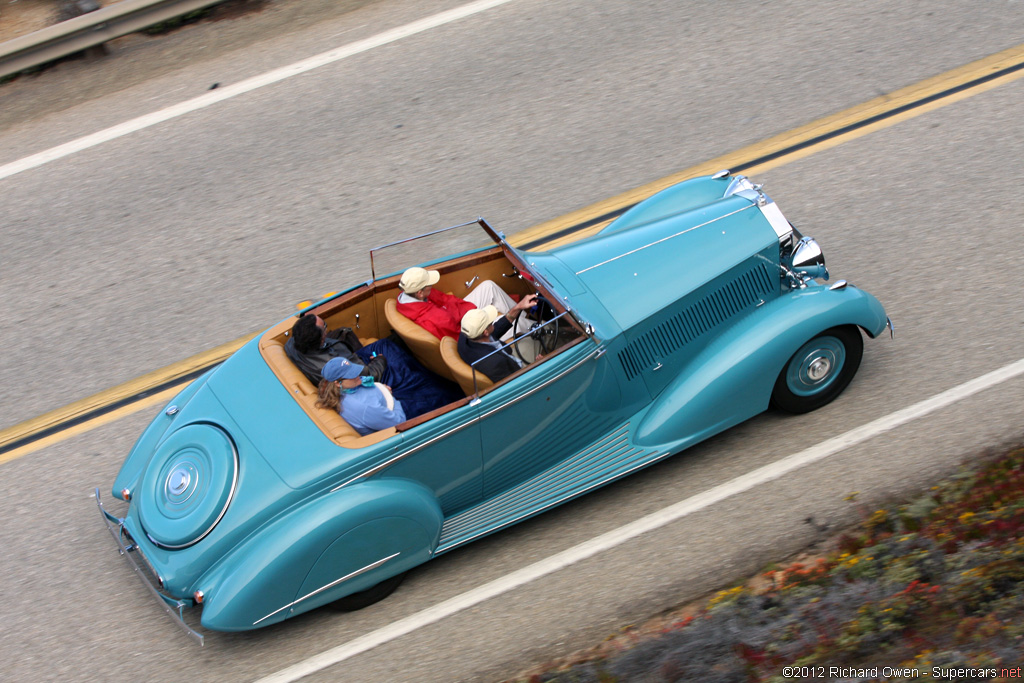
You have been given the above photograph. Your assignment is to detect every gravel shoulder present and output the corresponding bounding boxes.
[0,0,70,42]
[0,0,372,132]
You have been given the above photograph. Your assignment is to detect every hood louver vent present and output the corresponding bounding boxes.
[619,261,774,380]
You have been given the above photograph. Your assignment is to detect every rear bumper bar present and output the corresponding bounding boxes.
[95,488,204,646]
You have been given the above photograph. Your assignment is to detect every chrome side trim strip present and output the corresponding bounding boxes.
[440,428,634,536]
[95,489,204,646]
[330,419,481,492]
[253,552,400,626]
[575,204,756,275]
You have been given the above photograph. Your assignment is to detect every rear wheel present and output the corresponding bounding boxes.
[329,572,407,611]
[771,326,863,414]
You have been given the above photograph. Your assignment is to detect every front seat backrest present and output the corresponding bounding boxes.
[384,298,455,381]
[440,336,494,396]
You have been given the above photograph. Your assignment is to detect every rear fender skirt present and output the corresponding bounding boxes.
[195,479,442,632]
[634,285,887,449]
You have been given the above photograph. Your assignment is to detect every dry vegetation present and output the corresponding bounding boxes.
[514,443,1024,683]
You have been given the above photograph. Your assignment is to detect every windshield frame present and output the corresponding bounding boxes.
[369,219,504,281]
[369,218,590,340]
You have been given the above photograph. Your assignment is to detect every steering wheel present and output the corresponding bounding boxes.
[512,295,560,363]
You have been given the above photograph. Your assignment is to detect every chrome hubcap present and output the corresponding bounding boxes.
[163,460,200,505]
[140,424,238,549]
[786,335,847,397]
[168,467,191,495]
[807,356,831,382]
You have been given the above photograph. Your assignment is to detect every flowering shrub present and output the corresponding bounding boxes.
[528,446,1024,683]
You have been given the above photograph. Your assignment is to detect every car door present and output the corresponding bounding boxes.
[374,403,484,516]
[472,337,612,499]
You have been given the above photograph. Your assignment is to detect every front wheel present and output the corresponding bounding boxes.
[771,326,863,414]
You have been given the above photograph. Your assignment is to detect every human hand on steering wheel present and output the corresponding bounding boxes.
[511,292,559,362]
[506,293,538,321]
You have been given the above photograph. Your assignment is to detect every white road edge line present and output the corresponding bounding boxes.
[0,0,517,183]
[255,357,1024,683]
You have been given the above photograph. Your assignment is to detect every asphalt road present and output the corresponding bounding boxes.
[1,0,1022,681]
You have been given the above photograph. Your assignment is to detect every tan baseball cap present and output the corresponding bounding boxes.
[399,267,441,293]
[461,305,499,338]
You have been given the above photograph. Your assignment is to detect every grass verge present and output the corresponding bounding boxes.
[517,443,1024,683]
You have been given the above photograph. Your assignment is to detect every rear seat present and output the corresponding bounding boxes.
[260,336,395,447]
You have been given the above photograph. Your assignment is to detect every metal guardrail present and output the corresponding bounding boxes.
[0,0,229,79]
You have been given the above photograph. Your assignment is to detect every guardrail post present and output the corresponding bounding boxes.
[57,0,102,22]
[56,0,108,58]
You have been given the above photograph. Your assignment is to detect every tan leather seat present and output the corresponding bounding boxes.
[440,336,494,396]
[261,340,363,444]
[384,298,454,381]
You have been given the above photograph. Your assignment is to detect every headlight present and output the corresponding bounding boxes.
[720,172,828,285]
[789,236,828,281]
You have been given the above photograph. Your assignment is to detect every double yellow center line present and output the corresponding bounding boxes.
[516,43,1024,250]
[2,43,1023,465]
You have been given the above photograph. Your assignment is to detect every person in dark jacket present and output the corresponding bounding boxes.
[457,295,539,383]
[284,314,386,384]
[285,313,463,418]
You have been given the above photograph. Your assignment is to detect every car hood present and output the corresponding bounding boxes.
[527,192,779,335]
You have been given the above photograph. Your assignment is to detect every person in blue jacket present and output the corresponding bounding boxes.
[316,357,407,435]
[289,313,461,418]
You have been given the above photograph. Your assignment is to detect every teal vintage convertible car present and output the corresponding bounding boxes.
[97,172,891,644]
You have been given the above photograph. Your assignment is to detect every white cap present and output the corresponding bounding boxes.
[461,305,499,338]
[399,267,441,294]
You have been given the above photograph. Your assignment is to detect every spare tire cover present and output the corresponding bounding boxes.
[138,423,238,549]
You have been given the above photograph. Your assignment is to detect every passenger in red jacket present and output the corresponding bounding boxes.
[394,267,539,361]
[395,267,476,339]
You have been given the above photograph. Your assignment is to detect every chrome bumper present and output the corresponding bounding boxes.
[95,488,204,646]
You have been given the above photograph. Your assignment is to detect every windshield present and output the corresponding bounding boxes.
[370,220,501,281]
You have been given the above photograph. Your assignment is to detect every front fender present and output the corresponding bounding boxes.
[635,284,886,449]
[196,478,442,632]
